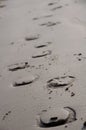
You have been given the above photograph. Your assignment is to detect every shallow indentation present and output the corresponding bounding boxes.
[47,76,75,89]
[32,50,52,58]
[51,5,63,11]
[25,34,39,41]
[12,75,38,87]
[38,107,76,128]
[40,21,61,27]
[35,42,51,48]
[8,62,30,71]
[48,2,57,6]
[35,44,47,48]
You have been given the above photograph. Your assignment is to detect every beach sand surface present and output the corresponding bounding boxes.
[0,0,86,129]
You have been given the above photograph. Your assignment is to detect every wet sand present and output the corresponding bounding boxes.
[0,0,86,130]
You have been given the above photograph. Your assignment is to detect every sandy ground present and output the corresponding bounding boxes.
[0,0,86,129]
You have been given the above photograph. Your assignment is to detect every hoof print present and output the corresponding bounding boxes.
[47,76,75,89]
[32,50,52,58]
[13,75,38,87]
[38,107,76,128]
[8,62,30,71]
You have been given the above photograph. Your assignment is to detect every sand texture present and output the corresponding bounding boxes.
[0,0,86,130]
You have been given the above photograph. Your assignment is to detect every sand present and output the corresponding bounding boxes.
[0,0,86,129]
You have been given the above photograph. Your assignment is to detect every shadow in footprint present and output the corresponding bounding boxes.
[2,111,11,121]
[13,75,39,87]
[82,122,86,130]
[73,53,86,61]
[35,42,52,49]
[32,50,52,58]
[35,45,47,48]
[48,2,57,6]
[8,62,30,72]
[38,106,77,128]
[40,21,61,27]
[32,15,53,21]
[25,34,40,41]
[0,4,5,8]
[51,5,63,11]
[47,76,75,89]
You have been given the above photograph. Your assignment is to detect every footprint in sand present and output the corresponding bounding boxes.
[32,15,53,21]
[40,21,61,27]
[37,106,77,128]
[34,42,52,49]
[51,5,63,11]
[47,76,75,89]
[25,34,40,41]
[43,15,53,18]
[8,62,30,72]
[48,2,57,6]
[32,50,52,58]
[12,75,39,87]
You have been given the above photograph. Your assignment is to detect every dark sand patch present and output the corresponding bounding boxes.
[73,53,86,61]
[82,121,86,130]
[2,111,11,121]
[48,2,57,6]
[33,17,39,20]
[0,4,5,8]
[71,92,75,97]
